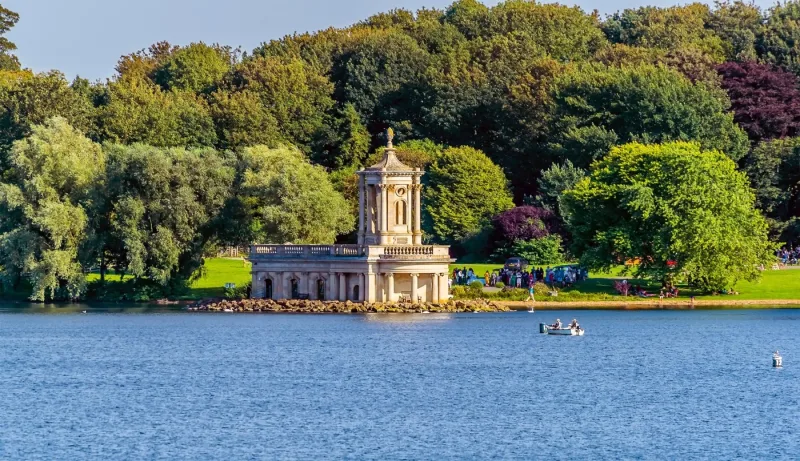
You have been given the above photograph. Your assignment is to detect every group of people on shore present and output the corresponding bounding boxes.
[487,266,588,289]
[777,247,800,266]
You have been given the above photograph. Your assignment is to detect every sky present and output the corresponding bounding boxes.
[3,0,778,81]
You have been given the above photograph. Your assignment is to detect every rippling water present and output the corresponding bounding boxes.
[0,305,797,459]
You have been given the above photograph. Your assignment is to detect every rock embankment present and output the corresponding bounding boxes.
[189,298,508,313]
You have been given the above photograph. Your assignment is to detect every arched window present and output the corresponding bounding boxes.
[396,201,407,226]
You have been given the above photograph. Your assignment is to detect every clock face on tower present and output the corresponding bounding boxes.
[396,187,406,197]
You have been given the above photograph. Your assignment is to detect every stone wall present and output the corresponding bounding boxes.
[189,298,508,314]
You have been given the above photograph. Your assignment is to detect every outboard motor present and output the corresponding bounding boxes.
[539,323,548,334]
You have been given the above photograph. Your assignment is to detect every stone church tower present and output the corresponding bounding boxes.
[248,130,453,303]
[357,129,423,246]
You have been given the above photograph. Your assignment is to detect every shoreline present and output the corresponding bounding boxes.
[498,299,800,310]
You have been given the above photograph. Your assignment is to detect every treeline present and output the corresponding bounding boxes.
[0,0,796,299]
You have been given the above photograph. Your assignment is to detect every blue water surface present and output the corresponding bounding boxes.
[0,306,797,460]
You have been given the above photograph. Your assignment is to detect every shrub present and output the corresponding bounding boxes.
[495,281,505,289]
[225,281,251,299]
[510,235,564,266]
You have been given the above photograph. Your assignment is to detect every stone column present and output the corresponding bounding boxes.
[375,184,383,235]
[411,273,419,303]
[303,272,311,298]
[339,273,347,301]
[367,272,377,303]
[413,182,422,244]
[357,174,365,244]
[358,273,365,302]
[386,273,395,303]
[438,273,449,302]
[379,183,389,244]
[432,273,439,302]
[282,273,291,300]
[328,272,336,301]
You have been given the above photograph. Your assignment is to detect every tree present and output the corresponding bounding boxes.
[208,89,281,151]
[708,0,762,61]
[0,5,19,70]
[228,145,355,245]
[313,103,371,169]
[0,117,104,300]
[0,71,93,167]
[363,138,443,170]
[484,1,607,61]
[94,79,217,148]
[536,160,586,215]
[548,64,749,168]
[332,29,430,138]
[226,56,334,151]
[153,42,232,93]
[487,205,562,260]
[425,145,514,244]
[103,144,234,289]
[717,61,800,142]
[490,206,559,243]
[603,4,725,61]
[757,1,800,75]
[745,137,800,242]
[562,141,775,292]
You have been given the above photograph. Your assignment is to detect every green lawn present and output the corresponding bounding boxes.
[188,257,252,299]
[449,261,800,301]
[9,257,796,303]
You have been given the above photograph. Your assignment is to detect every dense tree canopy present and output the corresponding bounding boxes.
[426,145,514,244]
[563,142,774,291]
[4,1,800,298]
[230,145,355,245]
[0,118,104,300]
[718,61,800,142]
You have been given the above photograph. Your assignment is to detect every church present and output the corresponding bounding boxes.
[248,131,453,303]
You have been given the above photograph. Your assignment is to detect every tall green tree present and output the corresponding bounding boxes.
[225,145,355,246]
[153,42,233,93]
[563,141,775,291]
[0,117,104,300]
[0,5,19,70]
[745,137,800,242]
[0,71,93,167]
[225,56,334,151]
[103,144,234,289]
[548,64,749,168]
[425,145,514,244]
[94,79,217,148]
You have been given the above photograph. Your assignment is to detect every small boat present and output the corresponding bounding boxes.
[540,321,584,336]
[547,327,584,336]
[773,351,783,368]
[528,306,535,313]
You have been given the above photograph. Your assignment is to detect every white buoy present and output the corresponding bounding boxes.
[773,350,783,368]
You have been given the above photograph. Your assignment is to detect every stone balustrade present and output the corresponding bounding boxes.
[250,244,451,261]
[250,245,366,259]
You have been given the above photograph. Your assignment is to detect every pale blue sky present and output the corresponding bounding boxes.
[4,0,777,81]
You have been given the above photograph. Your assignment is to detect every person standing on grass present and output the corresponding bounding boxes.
[527,284,535,302]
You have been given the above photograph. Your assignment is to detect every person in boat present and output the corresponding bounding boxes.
[569,319,579,329]
[553,318,562,329]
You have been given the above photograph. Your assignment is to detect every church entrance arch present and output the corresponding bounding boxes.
[264,279,273,299]
[317,279,326,300]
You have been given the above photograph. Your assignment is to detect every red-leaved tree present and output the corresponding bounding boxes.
[718,61,800,142]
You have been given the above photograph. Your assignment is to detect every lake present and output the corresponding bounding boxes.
[0,306,797,459]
